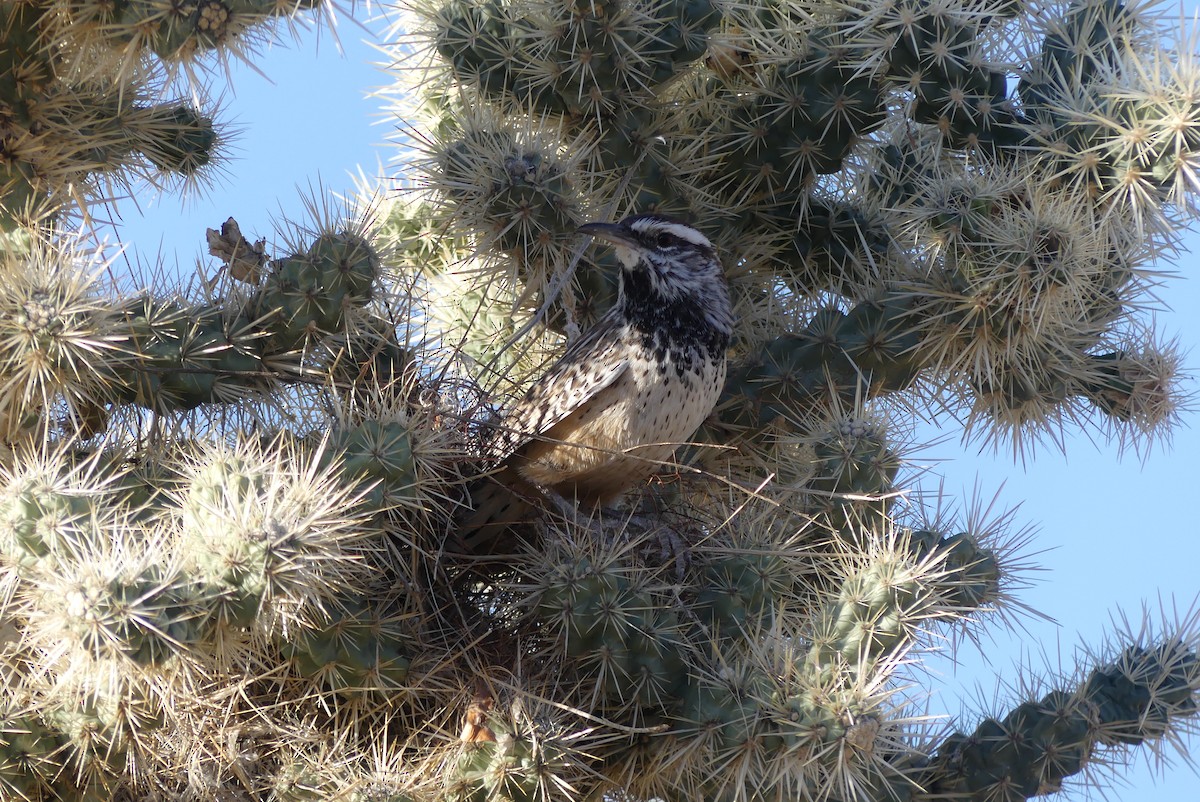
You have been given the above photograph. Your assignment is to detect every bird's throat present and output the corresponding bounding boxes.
[619,264,729,366]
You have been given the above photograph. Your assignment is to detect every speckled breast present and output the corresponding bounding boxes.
[515,328,727,506]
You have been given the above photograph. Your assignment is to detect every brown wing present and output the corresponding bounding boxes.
[487,310,629,461]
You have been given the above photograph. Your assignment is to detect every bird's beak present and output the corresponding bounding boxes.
[577,222,637,249]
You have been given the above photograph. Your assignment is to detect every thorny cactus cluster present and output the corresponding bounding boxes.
[0,0,330,230]
[0,0,1199,800]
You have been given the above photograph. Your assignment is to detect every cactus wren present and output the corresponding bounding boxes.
[458,213,734,555]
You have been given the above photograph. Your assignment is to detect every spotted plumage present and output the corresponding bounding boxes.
[458,214,733,554]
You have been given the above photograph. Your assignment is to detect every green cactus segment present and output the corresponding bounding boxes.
[671,0,721,61]
[138,104,218,175]
[770,686,873,757]
[0,2,52,227]
[110,297,263,412]
[804,414,900,529]
[547,0,716,113]
[280,596,414,696]
[1077,351,1156,424]
[568,250,621,331]
[41,682,166,796]
[6,96,217,215]
[533,557,687,705]
[325,419,422,510]
[176,441,373,632]
[916,68,1024,152]
[804,557,922,677]
[927,691,1092,800]
[58,0,324,61]
[56,777,126,802]
[786,200,892,295]
[607,603,689,705]
[0,0,321,224]
[4,0,1200,797]
[809,416,899,498]
[184,448,267,515]
[178,451,273,627]
[251,233,378,349]
[432,0,555,112]
[669,664,885,796]
[58,564,209,666]
[8,282,98,379]
[149,0,252,59]
[927,642,1199,800]
[880,3,1024,151]
[49,696,130,778]
[431,0,720,118]
[693,552,788,635]
[1084,643,1199,746]
[861,141,938,211]
[1022,0,1135,108]
[677,668,774,755]
[434,128,581,262]
[717,297,924,435]
[3,85,221,220]
[0,2,51,126]
[0,477,92,569]
[716,34,887,198]
[452,736,563,802]
[105,231,378,413]
[591,106,698,217]
[1018,0,1199,201]
[1060,90,1199,201]
[188,539,266,630]
[0,706,63,799]
[100,455,176,513]
[329,319,419,402]
[426,274,538,368]
[305,232,380,298]
[256,255,345,345]
[905,530,1000,610]
[0,165,44,232]
[268,762,337,802]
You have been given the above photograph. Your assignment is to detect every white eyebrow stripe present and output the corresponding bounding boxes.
[628,218,714,250]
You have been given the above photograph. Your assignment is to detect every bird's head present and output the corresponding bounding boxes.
[578,214,731,337]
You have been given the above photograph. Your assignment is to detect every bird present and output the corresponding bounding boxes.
[456,213,734,556]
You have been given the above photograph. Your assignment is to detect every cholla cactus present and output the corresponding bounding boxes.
[0,0,336,229]
[0,0,1199,800]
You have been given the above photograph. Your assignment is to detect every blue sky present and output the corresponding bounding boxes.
[103,6,1200,800]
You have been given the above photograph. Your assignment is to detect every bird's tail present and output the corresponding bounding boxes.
[453,465,545,557]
